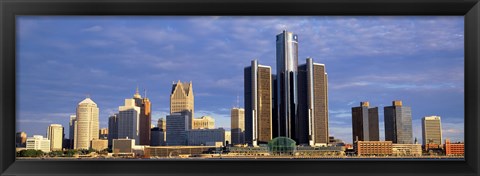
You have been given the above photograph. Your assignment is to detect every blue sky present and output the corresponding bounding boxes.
[17,16,464,144]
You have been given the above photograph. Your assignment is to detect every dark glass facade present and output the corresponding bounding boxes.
[107,114,118,148]
[166,112,189,146]
[351,102,379,143]
[276,30,299,138]
[384,101,413,144]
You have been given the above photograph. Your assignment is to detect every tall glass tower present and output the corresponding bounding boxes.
[384,100,413,144]
[276,30,299,138]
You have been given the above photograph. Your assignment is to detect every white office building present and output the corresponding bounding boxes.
[26,135,51,153]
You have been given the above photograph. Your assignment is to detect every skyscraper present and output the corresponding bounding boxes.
[244,60,272,146]
[351,102,379,143]
[132,87,152,145]
[68,115,76,149]
[15,132,27,147]
[170,81,194,129]
[231,107,245,145]
[384,100,413,144]
[276,30,299,138]
[47,124,64,151]
[74,97,99,150]
[108,114,118,148]
[297,58,329,146]
[422,116,442,146]
[117,98,140,145]
[166,112,190,146]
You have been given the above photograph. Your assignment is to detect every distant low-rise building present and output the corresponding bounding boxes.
[144,146,215,158]
[225,130,231,145]
[26,135,51,153]
[112,138,135,157]
[91,139,108,151]
[99,128,109,140]
[444,139,464,156]
[355,141,392,156]
[193,116,215,129]
[392,144,422,156]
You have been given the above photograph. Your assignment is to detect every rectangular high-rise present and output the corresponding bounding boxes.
[351,102,379,143]
[231,107,245,145]
[297,58,329,146]
[108,114,118,148]
[276,30,299,138]
[47,124,64,151]
[422,116,442,146]
[68,115,76,149]
[166,112,190,146]
[244,60,272,146]
[170,81,194,129]
[384,100,413,144]
[117,98,140,145]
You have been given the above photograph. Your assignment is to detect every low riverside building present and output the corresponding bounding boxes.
[295,146,345,157]
[226,146,270,157]
[144,146,215,158]
[26,135,51,153]
[355,141,392,156]
[112,138,135,157]
[91,139,108,151]
[392,144,422,156]
[187,128,225,146]
[444,139,464,156]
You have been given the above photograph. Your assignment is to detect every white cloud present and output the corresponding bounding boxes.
[83,25,103,32]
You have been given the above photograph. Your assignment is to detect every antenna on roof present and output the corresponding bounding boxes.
[144,89,147,98]
[236,94,240,108]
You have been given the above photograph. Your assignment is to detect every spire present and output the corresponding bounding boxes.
[134,86,141,99]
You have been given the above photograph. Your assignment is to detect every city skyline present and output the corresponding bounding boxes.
[17,16,464,144]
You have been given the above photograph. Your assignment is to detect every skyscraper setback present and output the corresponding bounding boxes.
[276,30,299,138]
[351,102,379,143]
[133,87,152,145]
[117,98,140,144]
[244,60,273,146]
[384,100,413,144]
[170,81,194,129]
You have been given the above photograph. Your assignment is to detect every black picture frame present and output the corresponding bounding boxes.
[1,0,479,175]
